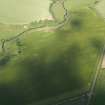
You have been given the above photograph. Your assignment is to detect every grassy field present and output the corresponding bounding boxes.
[0,0,51,24]
[0,0,105,105]
[0,6,105,105]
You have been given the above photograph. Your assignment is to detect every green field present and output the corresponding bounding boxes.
[0,0,51,24]
[0,0,105,105]
[0,7,105,105]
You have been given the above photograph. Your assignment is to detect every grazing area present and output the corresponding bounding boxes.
[0,0,105,105]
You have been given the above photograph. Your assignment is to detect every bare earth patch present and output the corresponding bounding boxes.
[101,54,105,69]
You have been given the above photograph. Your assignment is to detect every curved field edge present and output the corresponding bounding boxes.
[49,0,65,22]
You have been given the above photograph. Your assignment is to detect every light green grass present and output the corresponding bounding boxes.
[50,0,65,22]
[0,24,24,39]
[0,0,51,24]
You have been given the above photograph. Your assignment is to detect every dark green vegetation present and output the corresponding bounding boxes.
[92,69,105,105]
[30,20,56,28]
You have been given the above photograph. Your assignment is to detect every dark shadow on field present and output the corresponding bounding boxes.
[89,37,104,51]
[70,17,83,30]
[0,55,10,67]
[0,84,26,105]
[0,54,17,68]
[92,89,105,105]
[0,43,85,105]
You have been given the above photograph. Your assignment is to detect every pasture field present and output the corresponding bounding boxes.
[0,7,105,105]
[0,0,105,105]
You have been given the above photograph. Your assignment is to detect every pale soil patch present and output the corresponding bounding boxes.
[101,54,105,69]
